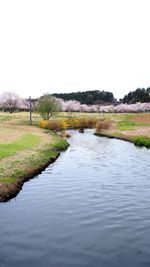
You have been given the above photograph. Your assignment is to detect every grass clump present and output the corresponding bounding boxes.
[52,138,69,151]
[133,136,150,148]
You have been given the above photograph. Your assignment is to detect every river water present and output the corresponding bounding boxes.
[1,130,150,267]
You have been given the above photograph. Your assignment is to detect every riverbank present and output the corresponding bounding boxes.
[95,113,150,148]
[0,120,69,202]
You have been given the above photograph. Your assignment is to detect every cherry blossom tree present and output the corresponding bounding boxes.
[57,99,150,113]
[0,91,23,112]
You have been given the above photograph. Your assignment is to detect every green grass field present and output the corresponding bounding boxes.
[0,134,40,159]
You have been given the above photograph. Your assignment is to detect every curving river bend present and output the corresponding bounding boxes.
[1,130,150,267]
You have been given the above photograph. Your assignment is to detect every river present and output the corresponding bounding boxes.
[1,129,150,267]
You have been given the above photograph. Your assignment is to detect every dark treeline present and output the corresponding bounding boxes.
[53,88,150,105]
[123,88,150,104]
[53,90,115,105]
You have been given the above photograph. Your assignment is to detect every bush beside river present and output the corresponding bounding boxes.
[40,117,98,130]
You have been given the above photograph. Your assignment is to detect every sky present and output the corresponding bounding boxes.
[0,0,150,100]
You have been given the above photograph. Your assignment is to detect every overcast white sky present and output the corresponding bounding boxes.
[0,0,150,100]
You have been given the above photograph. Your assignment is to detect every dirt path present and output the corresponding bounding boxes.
[122,126,150,137]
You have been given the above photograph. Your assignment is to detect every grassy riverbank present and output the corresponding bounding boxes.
[95,113,150,148]
[0,114,69,202]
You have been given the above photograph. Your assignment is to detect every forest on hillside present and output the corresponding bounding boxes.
[122,88,150,104]
[53,90,115,105]
[53,88,150,105]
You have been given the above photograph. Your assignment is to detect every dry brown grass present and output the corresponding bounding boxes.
[122,126,150,137]
[0,124,51,144]
[96,119,112,132]
[0,111,53,144]
[129,113,150,124]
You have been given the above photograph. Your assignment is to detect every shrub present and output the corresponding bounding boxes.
[40,118,98,130]
[96,119,111,132]
[47,120,61,131]
[134,136,150,148]
[40,120,49,128]
[60,120,70,130]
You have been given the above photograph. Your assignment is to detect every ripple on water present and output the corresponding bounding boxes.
[1,129,150,267]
